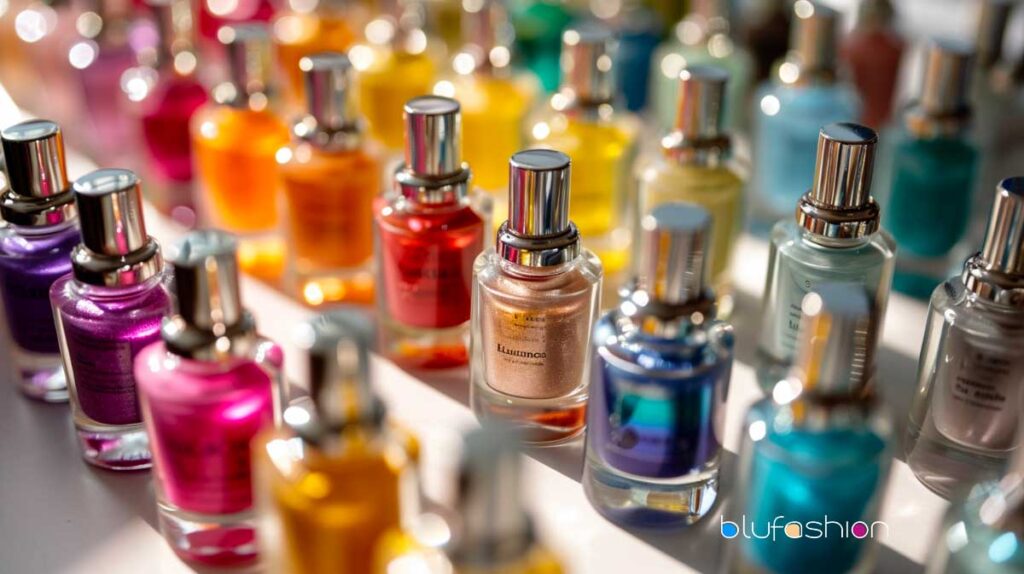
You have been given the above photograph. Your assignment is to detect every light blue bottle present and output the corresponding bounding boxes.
[727,283,893,574]
[755,123,895,392]
[751,1,860,225]
[584,202,734,528]
[878,41,979,299]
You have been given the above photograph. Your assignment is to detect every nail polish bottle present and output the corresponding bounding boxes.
[191,24,289,280]
[507,0,573,93]
[471,149,603,444]
[351,1,437,151]
[906,177,1024,499]
[51,169,172,470]
[755,123,895,393]
[272,0,358,108]
[750,1,861,223]
[0,0,42,110]
[134,230,285,567]
[638,65,745,316]
[839,0,904,129]
[584,203,733,527]
[649,0,753,132]
[0,120,79,401]
[740,0,790,84]
[877,42,979,299]
[129,0,209,227]
[597,1,661,113]
[13,0,83,130]
[729,283,893,574]
[526,22,639,286]
[374,96,488,369]
[255,310,412,574]
[432,0,537,197]
[279,53,380,306]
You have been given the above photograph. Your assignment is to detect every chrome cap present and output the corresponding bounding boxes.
[296,52,361,150]
[636,203,712,306]
[559,23,617,106]
[396,96,470,204]
[0,120,76,227]
[216,24,274,108]
[964,177,1024,307]
[783,1,839,84]
[976,0,1012,69]
[71,169,162,287]
[497,150,580,267]
[662,65,730,166]
[907,41,973,137]
[789,283,874,395]
[797,123,880,240]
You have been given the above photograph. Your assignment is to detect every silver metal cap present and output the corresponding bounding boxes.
[976,0,1012,69]
[216,24,274,108]
[296,52,361,150]
[636,203,712,306]
[71,169,162,287]
[559,23,617,106]
[0,120,76,227]
[907,41,974,137]
[396,96,470,204]
[460,0,514,75]
[963,178,1024,307]
[662,65,730,166]
[497,150,580,267]
[450,426,534,567]
[783,1,839,84]
[162,230,256,359]
[797,123,880,240]
[789,283,874,395]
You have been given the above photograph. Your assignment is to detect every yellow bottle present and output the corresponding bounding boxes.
[375,427,565,574]
[526,23,639,292]
[637,65,744,314]
[272,0,360,108]
[191,24,289,280]
[255,311,414,574]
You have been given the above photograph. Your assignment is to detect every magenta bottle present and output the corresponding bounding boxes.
[0,120,79,401]
[135,229,284,567]
[51,169,172,470]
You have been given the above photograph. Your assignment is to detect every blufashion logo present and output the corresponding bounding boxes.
[720,515,888,541]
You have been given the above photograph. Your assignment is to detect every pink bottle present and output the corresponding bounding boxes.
[135,230,284,567]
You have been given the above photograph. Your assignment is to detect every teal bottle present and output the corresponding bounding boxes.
[728,283,893,574]
[508,0,575,93]
[879,41,979,299]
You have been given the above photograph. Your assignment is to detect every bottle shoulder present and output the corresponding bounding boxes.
[51,273,172,319]
[192,105,289,145]
[639,157,746,195]
[0,223,80,261]
[475,249,602,297]
[772,221,896,262]
[928,279,1024,336]
[135,342,279,398]
[374,198,486,235]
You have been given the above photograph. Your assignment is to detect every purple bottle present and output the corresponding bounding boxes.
[51,168,172,470]
[0,120,80,401]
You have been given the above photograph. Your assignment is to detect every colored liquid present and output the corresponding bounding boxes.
[508,0,573,93]
[274,12,357,107]
[78,43,138,163]
[140,74,209,183]
[357,49,436,150]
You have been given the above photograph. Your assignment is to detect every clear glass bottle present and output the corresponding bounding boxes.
[255,310,413,574]
[0,120,79,401]
[191,24,289,280]
[374,96,488,369]
[471,149,603,445]
[839,0,904,129]
[755,123,896,393]
[134,230,285,567]
[906,177,1024,499]
[877,42,979,299]
[526,22,638,290]
[584,203,733,527]
[728,283,893,574]
[750,1,861,225]
[638,65,745,315]
[649,0,753,132]
[279,52,380,306]
[271,0,358,108]
[51,169,172,470]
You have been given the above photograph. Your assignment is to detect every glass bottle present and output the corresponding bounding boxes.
[526,22,638,290]
[906,177,1024,499]
[51,169,172,470]
[471,149,603,444]
[649,0,753,132]
[638,65,745,315]
[598,0,661,113]
[13,0,83,129]
[0,120,79,401]
[279,52,379,306]
[255,310,412,574]
[134,230,285,567]
[727,283,893,574]
[839,0,904,129]
[584,202,734,527]
[740,0,790,84]
[272,0,358,108]
[877,42,979,299]
[374,96,488,369]
[191,24,289,280]
[750,1,861,225]
[507,0,573,93]
[755,123,895,393]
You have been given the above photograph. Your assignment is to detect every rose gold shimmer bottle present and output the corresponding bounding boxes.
[470,149,603,445]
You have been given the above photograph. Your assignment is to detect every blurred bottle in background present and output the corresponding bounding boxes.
[272,0,359,109]
[507,0,574,93]
[840,0,904,129]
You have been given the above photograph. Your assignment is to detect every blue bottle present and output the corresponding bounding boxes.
[751,1,860,225]
[602,5,662,112]
[878,41,979,299]
[583,202,734,528]
[728,283,893,574]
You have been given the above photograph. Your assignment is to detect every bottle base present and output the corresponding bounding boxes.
[381,318,469,370]
[76,422,151,471]
[905,420,1007,499]
[292,268,375,307]
[15,359,67,402]
[157,502,259,568]
[471,382,586,446]
[235,234,286,282]
[583,460,718,528]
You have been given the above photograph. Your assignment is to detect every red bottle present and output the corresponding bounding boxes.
[841,0,905,129]
[374,96,488,369]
